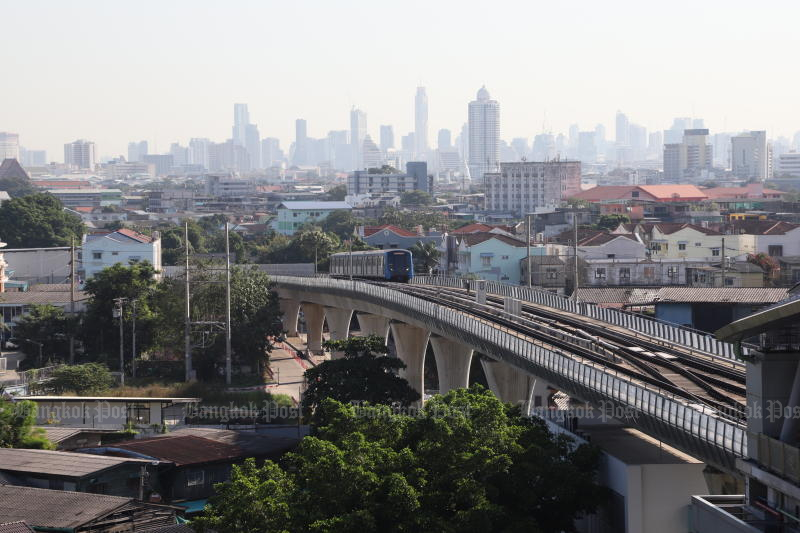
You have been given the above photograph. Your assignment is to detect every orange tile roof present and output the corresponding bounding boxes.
[363,225,418,237]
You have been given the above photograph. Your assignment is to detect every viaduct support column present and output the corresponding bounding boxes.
[390,323,430,402]
[324,307,354,360]
[279,299,300,337]
[481,359,543,415]
[430,336,473,394]
[303,303,325,354]
[356,313,390,340]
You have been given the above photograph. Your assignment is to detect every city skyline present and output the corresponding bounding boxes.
[3,0,800,159]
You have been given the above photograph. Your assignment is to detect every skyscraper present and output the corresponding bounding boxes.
[189,138,211,169]
[415,87,428,158]
[293,119,308,166]
[362,135,384,170]
[170,143,188,166]
[245,124,261,169]
[615,111,630,145]
[438,129,452,150]
[64,139,96,170]
[350,107,367,170]
[127,140,148,162]
[732,131,770,180]
[467,86,500,183]
[532,133,555,161]
[261,138,284,168]
[232,103,250,147]
[0,132,20,161]
[663,129,713,182]
[380,125,394,151]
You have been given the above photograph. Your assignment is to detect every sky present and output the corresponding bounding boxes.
[3,0,799,159]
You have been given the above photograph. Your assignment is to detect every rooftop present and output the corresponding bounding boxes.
[0,290,88,306]
[363,224,418,238]
[85,228,154,243]
[581,425,702,465]
[460,232,528,248]
[0,485,134,529]
[0,448,153,478]
[0,522,35,533]
[277,201,351,210]
[647,287,788,304]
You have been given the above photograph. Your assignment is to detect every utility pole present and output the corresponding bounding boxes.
[184,222,192,382]
[225,223,232,385]
[572,211,579,298]
[526,213,532,288]
[113,298,126,386]
[131,300,137,379]
[721,237,726,288]
[348,239,353,282]
[69,238,76,364]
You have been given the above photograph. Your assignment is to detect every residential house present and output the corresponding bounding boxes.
[569,184,709,219]
[81,229,161,280]
[614,223,755,261]
[0,485,179,532]
[778,257,800,286]
[0,284,89,338]
[702,183,786,212]
[519,255,567,292]
[719,220,800,258]
[685,262,765,288]
[456,232,535,284]
[580,257,712,287]
[0,448,157,498]
[359,225,442,250]
[272,201,352,236]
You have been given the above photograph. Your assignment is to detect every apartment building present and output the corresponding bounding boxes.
[484,160,581,215]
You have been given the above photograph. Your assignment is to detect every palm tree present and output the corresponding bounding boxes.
[410,241,442,275]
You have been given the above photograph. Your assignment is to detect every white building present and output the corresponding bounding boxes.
[484,161,582,215]
[81,229,161,280]
[0,132,20,161]
[205,174,255,197]
[777,152,800,177]
[468,86,500,183]
[64,139,96,170]
[731,130,770,180]
[350,107,367,170]
[415,87,428,158]
[361,135,384,170]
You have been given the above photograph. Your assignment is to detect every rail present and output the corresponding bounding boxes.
[412,276,751,361]
[273,275,747,468]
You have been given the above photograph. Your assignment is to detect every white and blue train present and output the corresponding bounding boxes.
[329,249,414,282]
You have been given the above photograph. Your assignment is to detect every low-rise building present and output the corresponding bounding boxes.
[46,188,122,208]
[484,160,581,215]
[359,225,442,250]
[455,232,535,284]
[81,229,161,280]
[347,161,431,196]
[615,222,756,261]
[273,201,352,236]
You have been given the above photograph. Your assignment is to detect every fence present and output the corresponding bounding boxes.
[413,276,749,361]
[273,275,747,468]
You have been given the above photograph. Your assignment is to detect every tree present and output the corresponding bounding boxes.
[49,363,114,394]
[0,399,54,449]
[321,210,358,240]
[367,165,398,174]
[400,190,434,206]
[13,305,75,369]
[197,386,606,533]
[80,262,160,364]
[409,241,442,274]
[564,198,590,209]
[0,174,36,198]
[293,228,340,268]
[302,335,420,420]
[0,193,84,247]
[327,184,348,201]
[594,213,630,231]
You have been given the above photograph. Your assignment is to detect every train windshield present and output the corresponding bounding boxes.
[387,251,411,272]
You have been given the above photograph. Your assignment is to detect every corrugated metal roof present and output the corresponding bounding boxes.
[0,485,132,529]
[277,201,352,210]
[0,521,36,533]
[653,287,788,304]
[575,287,662,305]
[0,448,152,478]
[0,290,88,305]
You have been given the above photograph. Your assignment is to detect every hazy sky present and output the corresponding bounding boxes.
[3,0,799,159]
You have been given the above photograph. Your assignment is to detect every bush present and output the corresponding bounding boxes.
[50,363,114,395]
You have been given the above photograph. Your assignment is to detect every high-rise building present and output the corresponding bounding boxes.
[615,111,630,145]
[261,138,284,168]
[731,131,770,180]
[127,140,148,162]
[348,161,431,196]
[362,135,384,170]
[664,117,693,144]
[0,132,20,161]
[468,86,500,183]
[401,133,415,153]
[532,133,555,161]
[458,123,469,160]
[777,152,800,177]
[414,87,428,158]
[293,119,308,166]
[484,160,581,215]
[350,107,367,170]
[511,138,529,160]
[245,124,261,169]
[327,130,350,170]
[578,132,597,164]
[629,124,647,160]
[64,139,96,170]
[380,125,394,151]
[232,103,250,147]
[189,138,211,169]
[648,131,663,159]
[169,143,189,167]
[438,129,452,150]
[19,148,47,167]
[663,129,713,182]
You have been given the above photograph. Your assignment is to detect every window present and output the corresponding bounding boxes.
[725,277,734,286]
[619,267,631,279]
[631,191,640,198]
[92,252,102,260]
[111,251,119,256]
[678,243,686,251]
[768,245,784,257]
[695,242,702,247]
[187,470,205,487]
[607,254,616,259]
[711,248,720,257]
[481,256,492,267]
[595,268,606,279]
[501,255,509,260]
[127,403,150,425]
[667,267,678,278]
[643,266,655,278]
[546,268,558,279]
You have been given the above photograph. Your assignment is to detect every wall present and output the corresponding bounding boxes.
[3,248,71,283]
[655,303,692,328]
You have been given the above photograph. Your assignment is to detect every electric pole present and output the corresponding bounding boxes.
[69,238,76,364]
[225,223,232,385]
[721,237,726,288]
[526,213,532,288]
[184,222,192,382]
[572,210,579,298]
[114,298,126,386]
[131,300,137,379]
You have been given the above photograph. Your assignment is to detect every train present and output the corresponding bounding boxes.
[329,249,414,282]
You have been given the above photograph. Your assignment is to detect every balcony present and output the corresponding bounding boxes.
[690,495,774,532]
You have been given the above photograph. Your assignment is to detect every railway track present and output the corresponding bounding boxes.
[376,281,746,421]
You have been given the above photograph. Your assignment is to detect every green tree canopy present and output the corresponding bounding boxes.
[0,399,54,449]
[400,190,434,206]
[0,173,36,198]
[409,240,442,274]
[303,335,419,420]
[49,363,114,394]
[0,193,84,247]
[594,213,630,231]
[197,386,606,533]
[326,184,348,201]
[367,165,398,174]
[13,304,76,369]
[321,210,358,240]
